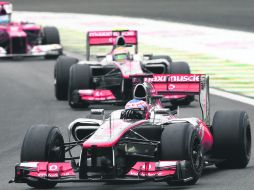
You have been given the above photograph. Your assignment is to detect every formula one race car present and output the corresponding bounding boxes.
[10,73,251,188]
[0,2,62,58]
[54,29,194,108]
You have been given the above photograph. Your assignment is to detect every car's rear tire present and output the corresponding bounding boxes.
[161,123,203,185]
[42,26,62,59]
[170,61,190,74]
[212,110,251,169]
[170,61,194,106]
[68,64,91,108]
[20,125,65,188]
[54,56,78,100]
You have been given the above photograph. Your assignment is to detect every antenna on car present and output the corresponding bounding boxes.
[109,113,115,139]
[109,114,112,139]
[152,107,156,124]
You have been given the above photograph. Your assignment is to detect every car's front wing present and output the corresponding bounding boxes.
[0,44,62,58]
[9,161,194,185]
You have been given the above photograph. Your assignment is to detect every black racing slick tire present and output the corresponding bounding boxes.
[170,61,190,74]
[170,61,194,106]
[42,26,60,45]
[20,125,65,188]
[170,62,191,74]
[161,123,203,185]
[68,64,91,108]
[54,56,78,100]
[212,110,251,169]
[42,26,62,59]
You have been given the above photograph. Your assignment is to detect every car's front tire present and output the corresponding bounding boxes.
[161,123,203,185]
[21,125,65,188]
[42,26,62,59]
[42,26,60,45]
[68,64,91,108]
[54,56,78,100]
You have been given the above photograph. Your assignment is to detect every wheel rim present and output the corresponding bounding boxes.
[245,125,251,159]
[48,135,64,162]
[191,136,203,172]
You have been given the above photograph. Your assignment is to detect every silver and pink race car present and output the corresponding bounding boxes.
[54,29,194,108]
[10,73,251,188]
[0,2,62,58]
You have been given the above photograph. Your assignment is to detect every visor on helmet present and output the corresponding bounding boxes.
[0,15,10,24]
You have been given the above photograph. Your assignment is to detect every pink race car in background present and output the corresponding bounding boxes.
[0,2,62,58]
[10,73,251,188]
[54,29,194,108]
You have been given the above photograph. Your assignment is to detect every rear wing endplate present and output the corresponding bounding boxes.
[86,30,138,60]
[145,74,210,126]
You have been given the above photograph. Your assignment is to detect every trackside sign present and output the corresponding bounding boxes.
[144,74,200,83]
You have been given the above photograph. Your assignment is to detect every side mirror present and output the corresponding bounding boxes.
[96,54,106,60]
[171,110,177,115]
[169,106,179,116]
[91,109,104,115]
[155,108,171,114]
[152,108,171,124]
[90,109,105,121]
[143,54,153,60]
[151,95,163,100]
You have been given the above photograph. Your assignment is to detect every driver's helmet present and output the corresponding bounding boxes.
[122,99,149,119]
[0,2,12,24]
[112,46,130,62]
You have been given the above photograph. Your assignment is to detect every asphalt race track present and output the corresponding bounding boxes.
[1,1,254,190]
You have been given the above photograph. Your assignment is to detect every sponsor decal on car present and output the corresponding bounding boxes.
[145,74,200,83]
[89,31,136,37]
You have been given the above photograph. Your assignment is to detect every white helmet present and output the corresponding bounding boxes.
[0,2,12,15]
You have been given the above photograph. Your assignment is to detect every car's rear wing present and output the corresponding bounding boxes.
[145,74,210,126]
[86,30,138,60]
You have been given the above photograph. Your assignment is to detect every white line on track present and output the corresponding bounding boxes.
[210,89,254,106]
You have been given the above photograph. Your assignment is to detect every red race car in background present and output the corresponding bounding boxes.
[54,29,194,108]
[10,73,251,188]
[0,2,62,58]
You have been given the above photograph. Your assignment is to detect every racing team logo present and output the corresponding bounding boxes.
[144,74,200,83]
[89,31,136,37]
[168,84,175,90]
